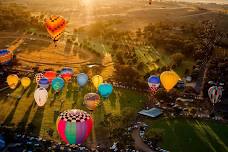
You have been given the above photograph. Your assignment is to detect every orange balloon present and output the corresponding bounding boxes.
[44,16,66,41]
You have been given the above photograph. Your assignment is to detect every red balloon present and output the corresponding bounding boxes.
[44,71,57,83]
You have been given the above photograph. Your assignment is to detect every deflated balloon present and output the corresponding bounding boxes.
[77,73,88,87]
[52,77,64,92]
[7,74,19,89]
[44,16,66,41]
[0,49,13,65]
[92,75,103,89]
[39,77,49,89]
[21,77,31,88]
[84,93,100,111]
[160,71,179,92]
[98,83,113,98]
[208,86,223,105]
[56,109,93,144]
[34,87,48,107]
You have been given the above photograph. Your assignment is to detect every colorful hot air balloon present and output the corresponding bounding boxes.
[34,87,48,107]
[39,77,49,89]
[160,71,180,92]
[35,73,44,84]
[7,74,19,89]
[60,67,73,82]
[98,83,113,98]
[148,75,160,93]
[56,109,93,144]
[0,49,13,65]
[44,71,56,83]
[44,16,66,42]
[208,86,223,105]
[84,93,100,111]
[52,77,64,92]
[77,73,88,87]
[92,75,103,89]
[21,77,31,88]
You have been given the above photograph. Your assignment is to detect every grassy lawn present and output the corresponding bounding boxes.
[0,80,147,145]
[144,118,228,152]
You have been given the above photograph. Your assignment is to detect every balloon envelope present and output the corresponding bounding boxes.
[160,71,179,92]
[61,67,73,75]
[0,49,12,65]
[148,75,160,92]
[52,77,64,92]
[208,86,223,105]
[34,88,48,107]
[7,74,19,89]
[56,109,93,144]
[21,77,31,88]
[92,75,103,89]
[44,71,56,83]
[98,83,113,98]
[84,93,100,111]
[45,16,66,41]
[35,73,44,84]
[39,77,49,89]
[77,73,88,87]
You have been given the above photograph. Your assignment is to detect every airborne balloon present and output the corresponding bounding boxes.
[98,83,113,98]
[92,75,103,89]
[160,71,180,92]
[208,86,223,105]
[7,74,19,89]
[148,75,160,93]
[39,77,49,89]
[77,73,88,87]
[52,77,64,92]
[35,73,44,84]
[56,109,93,144]
[84,93,100,111]
[0,49,13,65]
[44,71,56,83]
[21,77,31,88]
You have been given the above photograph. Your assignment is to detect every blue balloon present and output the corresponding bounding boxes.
[52,77,64,92]
[39,77,49,89]
[148,75,160,91]
[0,49,12,65]
[61,67,73,75]
[77,73,88,87]
[98,83,113,98]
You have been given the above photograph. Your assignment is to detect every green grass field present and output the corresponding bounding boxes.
[145,118,228,152]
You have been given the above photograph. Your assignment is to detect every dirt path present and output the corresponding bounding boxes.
[132,128,154,152]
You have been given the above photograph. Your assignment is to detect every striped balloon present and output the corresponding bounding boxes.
[208,86,223,105]
[56,109,93,145]
[0,49,13,65]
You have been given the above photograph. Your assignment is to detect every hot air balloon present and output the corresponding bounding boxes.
[160,71,180,92]
[92,75,103,89]
[34,87,48,107]
[44,71,56,83]
[39,77,49,89]
[77,73,88,87]
[148,75,160,93]
[84,93,100,111]
[7,74,19,89]
[44,16,66,42]
[21,77,31,88]
[208,86,223,105]
[98,83,113,98]
[60,67,73,82]
[56,109,93,144]
[0,49,13,65]
[52,77,64,92]
[35,73,44,84]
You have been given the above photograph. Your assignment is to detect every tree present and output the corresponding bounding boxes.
[171,52,185,66]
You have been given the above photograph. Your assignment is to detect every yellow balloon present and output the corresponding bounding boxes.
[92,75,103,89]
[7,74,19,89]
[160,71,180,92]
[21,77,31,88]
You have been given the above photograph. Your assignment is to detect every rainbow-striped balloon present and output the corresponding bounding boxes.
[56,109,93,144]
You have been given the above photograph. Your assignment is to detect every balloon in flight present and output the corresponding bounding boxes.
[77,73,88,87]
[44,71,56,83]
[52,77,64,92]
[0,49,13,65]
[98,83,113,98]
[35,73,44,84]
[160,71,179,92]
[56,109,93,144]
[39,77,49,89]
[148,75,160,93]
[21,77,31,88]
[208,86,223,105]
[92,75,103,89]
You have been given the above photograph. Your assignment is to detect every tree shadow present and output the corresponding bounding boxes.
[16,100,35,132]
[30,107,45,136]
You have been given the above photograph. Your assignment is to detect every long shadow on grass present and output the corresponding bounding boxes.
[16,100,35,132]
[30,106,45,136]
[3,88,27,125]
